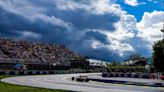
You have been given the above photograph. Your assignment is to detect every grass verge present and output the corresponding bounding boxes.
[0,75,74,92]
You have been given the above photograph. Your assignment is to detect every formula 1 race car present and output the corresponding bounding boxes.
[72,76,89,82]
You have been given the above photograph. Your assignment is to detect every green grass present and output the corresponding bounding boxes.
[0,75,74,92]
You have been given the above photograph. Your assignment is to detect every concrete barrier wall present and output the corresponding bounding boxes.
[102,73,149,79]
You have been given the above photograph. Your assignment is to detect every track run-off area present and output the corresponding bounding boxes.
[1,73,164,92]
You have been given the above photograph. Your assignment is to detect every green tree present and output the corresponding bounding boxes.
[153,39,164,72]
[161,29,164,33]
[111,61,122,66]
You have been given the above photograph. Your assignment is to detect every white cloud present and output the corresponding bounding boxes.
[55,0,138,56]
[55,0,122,16]
[15,31,41,40]
[55,0,79,10]
[148,0,158,3]
[97,11,136,55]
[90,38,134,57]
[34,14,72,30]
[124,0,145,6]
[109,41,134,56]
[137,11,164,49]
[54,0,137,56]
[84,7,137,57]
[88,29,135,57]
[0,0,43,17]
[54,0,163,57]
[21,31,41,38]
[91,40,103,49]
[106,11,136,41]
[124,0,139,6]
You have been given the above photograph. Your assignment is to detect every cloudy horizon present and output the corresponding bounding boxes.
[0,0,163,62]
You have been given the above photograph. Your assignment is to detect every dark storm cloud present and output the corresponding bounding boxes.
[85,31,109,44]
[123,37,152,57]
[0,0,122,61]
[53,10,119,31]
[0,8,27,37]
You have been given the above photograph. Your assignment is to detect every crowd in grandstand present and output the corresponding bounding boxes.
[0,39,85,64]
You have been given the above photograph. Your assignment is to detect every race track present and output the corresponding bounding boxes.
[1,73,164,92]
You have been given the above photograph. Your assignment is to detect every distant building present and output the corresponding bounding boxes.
[89,59,107,72]
[124,57,147,66]
[70,60,89,69]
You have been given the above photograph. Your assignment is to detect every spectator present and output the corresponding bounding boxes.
[0,39,85,65]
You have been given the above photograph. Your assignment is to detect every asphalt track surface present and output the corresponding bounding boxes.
[1,73,164,92]
[89,75,164,85]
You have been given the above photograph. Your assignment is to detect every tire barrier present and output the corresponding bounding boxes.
[59,71,62,74]
[0,70,91,75]
[35,71,40,75]
[5,71,9,75]
[102,73,150,79]
[32,71,36,75]
[39,71,43,74]
[9,71,15,75]
[24,71,28,75]
[44,71,49,74]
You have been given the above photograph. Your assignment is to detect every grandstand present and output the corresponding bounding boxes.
[0,39,89,71]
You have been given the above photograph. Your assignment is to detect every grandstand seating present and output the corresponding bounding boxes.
[0,39,89,70]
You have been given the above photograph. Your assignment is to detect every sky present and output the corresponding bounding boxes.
[0,0,164,62]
